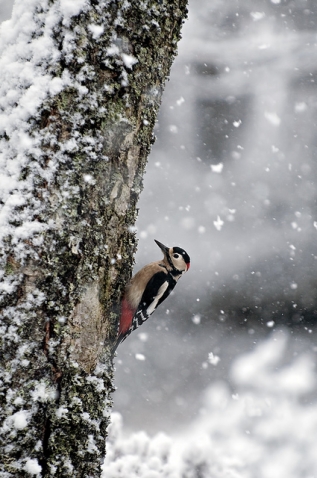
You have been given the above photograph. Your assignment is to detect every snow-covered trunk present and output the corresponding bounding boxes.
[0,0,187,476]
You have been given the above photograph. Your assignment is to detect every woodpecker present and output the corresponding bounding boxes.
[112,239,190,355]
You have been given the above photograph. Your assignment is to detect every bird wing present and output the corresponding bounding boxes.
[132,270,172,330]
[111,271,175,357]
[112,271,176,356]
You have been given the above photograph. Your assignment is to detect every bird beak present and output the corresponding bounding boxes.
[186,263,190,271]
[154,239,169,255]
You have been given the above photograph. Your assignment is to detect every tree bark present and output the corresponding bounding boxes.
[0,0,187,476]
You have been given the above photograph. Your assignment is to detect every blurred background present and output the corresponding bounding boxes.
[2,1,317,470]
[113,0,317,436]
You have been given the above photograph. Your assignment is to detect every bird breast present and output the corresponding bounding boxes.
[126,261,167,310]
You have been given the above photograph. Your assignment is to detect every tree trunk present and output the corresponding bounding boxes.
[0,0,187,476]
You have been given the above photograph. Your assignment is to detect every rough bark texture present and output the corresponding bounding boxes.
[0,0,187,476]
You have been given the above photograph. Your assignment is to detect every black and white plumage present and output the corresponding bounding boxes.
[112,239,190,355]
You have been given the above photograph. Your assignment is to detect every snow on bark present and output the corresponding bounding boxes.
[0,0,187,475]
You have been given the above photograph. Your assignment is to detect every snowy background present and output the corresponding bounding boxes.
[104,331,317,477]
[113,0,317,436]
[2,0,317,476]
[112,1,317,475]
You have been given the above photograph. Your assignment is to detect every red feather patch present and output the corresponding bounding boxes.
[119,297,135,335]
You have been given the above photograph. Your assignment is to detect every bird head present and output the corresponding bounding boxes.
[155,239,190,274]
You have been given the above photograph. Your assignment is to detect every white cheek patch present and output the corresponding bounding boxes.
[175,257,186,269]
[146,282,169,315]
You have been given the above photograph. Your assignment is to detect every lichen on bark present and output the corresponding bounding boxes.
[0,0,188,475]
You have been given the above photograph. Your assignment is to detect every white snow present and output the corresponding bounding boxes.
[106,44,120,56]
[0,0,102,268]
[12,410,29,429]
[213,215,224,231]
[138,333,148,342]
[86,375,106,392]
[192,314,201,324]
[88,24,104,40]
[210,162,223,173]
[87,434,98,453]
[31,383,51,402]
[56,406,69,419]
[83,174,95,184]
[104,333,317,478]
[176,96,185,106]
[250,12,265,21]
[135,353,146,361]
[0,0,59,259]
[121,53,138,69]
[208,352,220,365]
[59,0,87,24]
[24,458,42,476]
[264,111,281,126]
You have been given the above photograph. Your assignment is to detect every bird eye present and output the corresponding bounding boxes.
[173,253,179,259]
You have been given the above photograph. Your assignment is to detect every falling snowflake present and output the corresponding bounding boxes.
[208,352,220,366]
[213,216,224,231]
[211,163,223,173]
[135,353,146,361]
